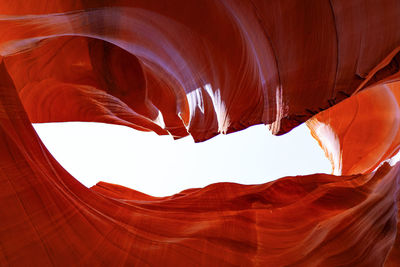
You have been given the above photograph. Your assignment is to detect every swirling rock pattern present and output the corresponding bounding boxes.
[1,0,400,140]
[307,81,400,176]
[0,0,400,266]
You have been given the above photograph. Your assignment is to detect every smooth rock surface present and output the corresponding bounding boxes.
[0,1,400,266]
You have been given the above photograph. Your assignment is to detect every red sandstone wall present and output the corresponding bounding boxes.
[0,1,399,266]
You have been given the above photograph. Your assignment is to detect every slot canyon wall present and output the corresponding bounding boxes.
[0,0,400,266]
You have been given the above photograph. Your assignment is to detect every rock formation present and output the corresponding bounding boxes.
[0,0,399,266]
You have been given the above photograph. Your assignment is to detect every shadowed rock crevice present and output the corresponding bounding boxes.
[0,1,400,266]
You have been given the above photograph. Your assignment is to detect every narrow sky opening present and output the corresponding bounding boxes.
[33,122,332,197]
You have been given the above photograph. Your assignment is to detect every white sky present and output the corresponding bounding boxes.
[33,122,332,197]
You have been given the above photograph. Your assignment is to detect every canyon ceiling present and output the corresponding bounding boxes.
[0,0,400,266]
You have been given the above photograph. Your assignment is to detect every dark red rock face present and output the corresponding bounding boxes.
[0,1,399,266]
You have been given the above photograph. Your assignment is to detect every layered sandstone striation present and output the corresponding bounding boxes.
[0,0,400,266]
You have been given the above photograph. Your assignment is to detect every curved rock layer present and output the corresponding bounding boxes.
[1,0,400,140]
[306,81,400,266]
[0,72,398,265]
[307,80,400,176]
[0,0,400,266]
